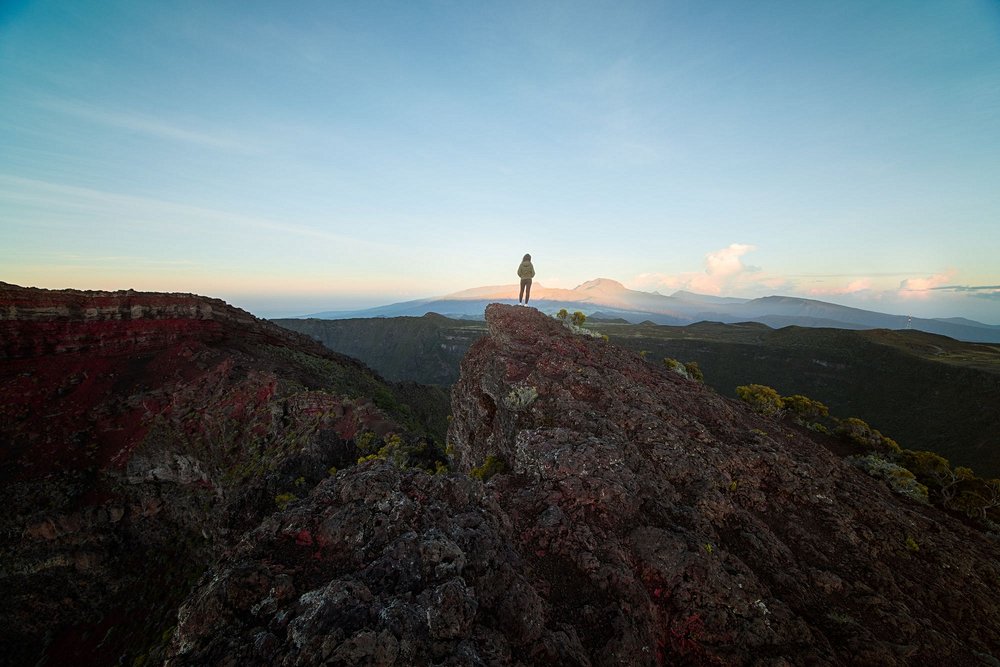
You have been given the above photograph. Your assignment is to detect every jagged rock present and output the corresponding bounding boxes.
[446,304,1000,664]
[170,304,1000,666]
[0,283,444,666]
[166,464,586,665]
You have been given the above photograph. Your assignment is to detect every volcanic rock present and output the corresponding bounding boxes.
[0,283,443,666]
[169,304,1000,665]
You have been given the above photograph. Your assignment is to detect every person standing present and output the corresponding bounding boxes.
[517,253,535,304]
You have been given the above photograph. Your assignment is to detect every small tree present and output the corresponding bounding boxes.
[556,308,569,321]
[571,311,586,327]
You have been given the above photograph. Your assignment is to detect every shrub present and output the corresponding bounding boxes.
[684,361,704,382]
[897,449,951,479]
[849,454,929,504]
[274,492,297,510]
[571,311,586,327]
[835,417,900,453]
[470,455,508,482]
[556,308,569,321]
[736,384,784,417]
[663,358,688,378]
[782,394,828,423]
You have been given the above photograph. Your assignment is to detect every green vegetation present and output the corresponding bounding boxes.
[470,455,508,481]
[684,361,704,382]
[274,492,297,510]
[836,417,901,454]
[850,454,929,504]
[663,357,705,382]
[354,431,449,473]
[736,384,784,417]
[782,394,828,424]
[735,382,1000,528]
[571,311,586,327]
[906,536,920,552]
[556,308,569,321]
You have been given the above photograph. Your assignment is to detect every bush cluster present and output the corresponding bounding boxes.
[470,455,508,482]
[733,382,1000,526]
[355,431,449,473]
[662,358,704,382]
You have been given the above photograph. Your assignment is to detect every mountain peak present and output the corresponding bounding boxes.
[573,277,626,292]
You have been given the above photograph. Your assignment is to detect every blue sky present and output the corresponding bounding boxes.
[2,1,999,321]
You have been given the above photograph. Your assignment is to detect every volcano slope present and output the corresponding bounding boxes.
[0,283,445,666]
[170,304,999,666]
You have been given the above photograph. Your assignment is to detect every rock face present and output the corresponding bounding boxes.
[169,304,1000,666]
[0,283,444,666]
[446,306,1000,664]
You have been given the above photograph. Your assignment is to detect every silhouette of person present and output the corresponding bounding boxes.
[517,253,535,304]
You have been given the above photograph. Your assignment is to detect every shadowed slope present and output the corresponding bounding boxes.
[0,283,442,666]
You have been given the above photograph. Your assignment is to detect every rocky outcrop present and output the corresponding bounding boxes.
[166,464,590,665]
[0,283,443,666]
[446,305,1000,664]
[169,304,1000,666]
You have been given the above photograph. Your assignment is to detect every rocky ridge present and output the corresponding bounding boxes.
[169,304,1000,665]
[0,283,445,666]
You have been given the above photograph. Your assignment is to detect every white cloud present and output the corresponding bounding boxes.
[633,243,769,295]
[898,271,956,300]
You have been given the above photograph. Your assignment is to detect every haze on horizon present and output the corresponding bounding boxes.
[2,1,999,323]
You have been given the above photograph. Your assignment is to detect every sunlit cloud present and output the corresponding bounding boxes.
[898,271,957,300]
[633,243,771,295]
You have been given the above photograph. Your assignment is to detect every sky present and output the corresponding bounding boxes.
[2,1,999,321]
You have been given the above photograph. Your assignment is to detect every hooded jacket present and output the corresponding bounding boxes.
[517,260,535,280]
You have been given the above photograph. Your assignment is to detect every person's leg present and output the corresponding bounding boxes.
[519,279,526,303]
[524,279,532,304]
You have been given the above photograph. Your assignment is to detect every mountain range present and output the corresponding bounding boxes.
[304,278,1000,344]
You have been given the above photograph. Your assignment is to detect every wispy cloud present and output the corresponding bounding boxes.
[33,97,259,153]
[923,284,1000,301]
[0,174,385,249]
[808,278,873,296]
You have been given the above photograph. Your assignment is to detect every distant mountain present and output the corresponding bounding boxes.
[301,279,1000,343]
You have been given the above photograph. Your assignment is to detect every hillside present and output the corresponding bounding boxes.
[275,313,487,386]
[174,304,1000,664]
[601,321,1000,478]
[0,283,448,666]
[274,315,1000,477]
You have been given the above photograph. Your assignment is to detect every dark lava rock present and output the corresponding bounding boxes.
[0,283,441,666]
[445,304,1000,665]
[170,304,1000,666]
[166,463,588,666]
